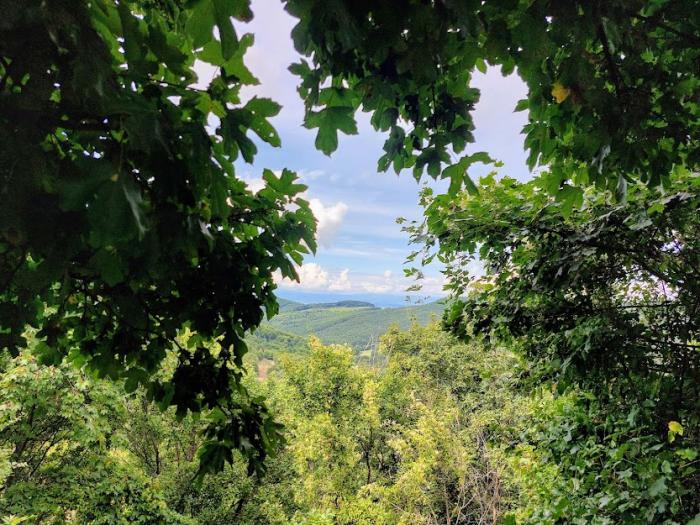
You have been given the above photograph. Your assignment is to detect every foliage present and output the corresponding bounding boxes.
[0,0,317,472]
[418,170,699,400]
[6,322,697,523]
[0,324,541,524]
[0,349,188,523]
[285,0,700,196]
[3,3,700,520]
[406,169,700,521]
[267,300,444,349]
[511,390,699,525]
[246,324,308,358]
[254,324,536,525]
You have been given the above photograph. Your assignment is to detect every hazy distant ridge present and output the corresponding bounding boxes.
[267,298,444,349]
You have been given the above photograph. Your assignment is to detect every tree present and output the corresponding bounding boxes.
[282,2,700,518]
[276,339,369,512]
[4,0,700,478]
[286,0,700,197]
[17,320,688,524]
[0,0,316,473]
[405,171,700,521]
[0,346,189,523]
[412,171,699,404]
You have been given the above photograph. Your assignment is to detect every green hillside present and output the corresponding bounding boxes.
[287,300,375,311]
[277,297,304,312]
[266,300,445,350]
[247,324,307,357]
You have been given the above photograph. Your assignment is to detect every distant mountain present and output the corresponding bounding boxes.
[287,300,376,311]
[266,299,445,350]
[277,297,304,312]
[276,290,443,308]
[246,298,448,378]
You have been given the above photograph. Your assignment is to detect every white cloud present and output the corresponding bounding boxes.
[309,198,348,248]
[276,263,447,296]
[298,169,326,181]
[416,275,449,295]
[239,171,348,247]
[361,282,393,294]
[294,263,329,289]
[242,176,265,193]
[328,268,352,291]
[276,263,336,291]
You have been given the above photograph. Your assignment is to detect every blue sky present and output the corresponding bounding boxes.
[223,1,531,304]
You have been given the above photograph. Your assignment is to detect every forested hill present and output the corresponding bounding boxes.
[264,299,445,350]
[277,298,376,312]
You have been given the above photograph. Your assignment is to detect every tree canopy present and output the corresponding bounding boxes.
[287,0,700,197]
[5,323,696,523]
[2,0,700,479]
[1,0,316,473]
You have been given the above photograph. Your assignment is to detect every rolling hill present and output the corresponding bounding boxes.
[265,299,445,350]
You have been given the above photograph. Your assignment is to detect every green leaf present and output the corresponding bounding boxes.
[147,20,188,73]
[668,420,684,435]
[557,186,583,218]
[514,98,529,112]
[59,162,113,211]
[687,513,700,525]
[502,513,517,525]
[213,0,238,60]
[117,3,151,75]
[89,249,125,286]
[668,420,684,442]
[441,152,495,195]
[261,168,307,197]
[198,34,258,85]
[676,448,698,461]
[648,477,667,497]
[196,441,233,481]
[34,341,63,366]
[246,97,282,146]
[231,0,253,22]
[306,107,358,155]
[121,180,147,237]
[187,0,216,48]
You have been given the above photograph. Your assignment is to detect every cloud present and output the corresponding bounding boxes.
[309,198,348,248]
[294,263,329,289]
[242,176,265,193]
[298,169,325,181]
[239,172,348,247]
[328,268,352,291]
[276,263,336,291]
[276,264,447,296]
[356,269,447,295]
